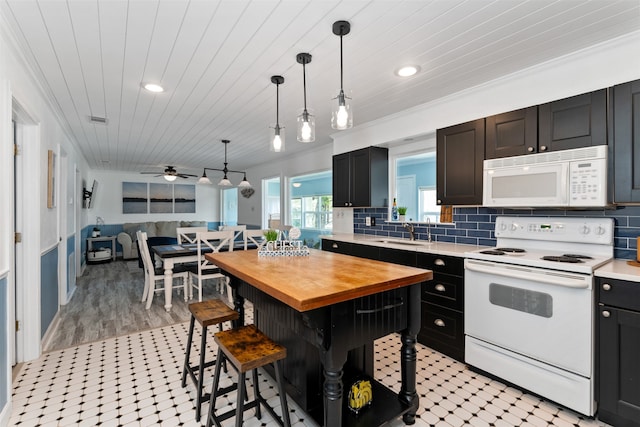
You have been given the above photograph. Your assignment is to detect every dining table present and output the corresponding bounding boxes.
[205,248,433,427]
[152,240,256,312]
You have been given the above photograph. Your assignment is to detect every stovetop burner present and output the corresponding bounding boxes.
[563,254,594,260]
[480,250,507,255]
[496,248,526,253]
[541,255,584,263]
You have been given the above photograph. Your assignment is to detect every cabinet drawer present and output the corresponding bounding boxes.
[321,239,352,255]
[417,253,464,275]
[418,302,464,362]
[597,277,640,311]
[422,273,463,311]
[379,247,417,266]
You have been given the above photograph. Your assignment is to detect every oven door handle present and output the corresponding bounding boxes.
[465,259,591,289]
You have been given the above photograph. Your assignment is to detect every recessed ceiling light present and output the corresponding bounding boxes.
[143,83,164,93]
[395,65,420,77]
[292,182,302,188]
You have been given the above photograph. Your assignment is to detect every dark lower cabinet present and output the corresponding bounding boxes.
[322,238,466,362]
[597,277,640,427]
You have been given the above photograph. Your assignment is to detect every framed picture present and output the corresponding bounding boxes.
[47,149,56,208]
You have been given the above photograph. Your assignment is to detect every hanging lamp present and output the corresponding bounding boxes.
[270,75,285,152]
[197,140,251,188]
[331,20,353,130]
[296,53,315,143]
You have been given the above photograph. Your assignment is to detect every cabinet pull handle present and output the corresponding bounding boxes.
[435,284,446,292]
[539,145,547,152]
[344,202,348,206]
[434,259,445,266]
[602,310,610,318]
[332,243,338,249]
[602,283,611,291]
[434,319,445,327]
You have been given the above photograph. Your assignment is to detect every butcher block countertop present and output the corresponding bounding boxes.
[206,249,432,312]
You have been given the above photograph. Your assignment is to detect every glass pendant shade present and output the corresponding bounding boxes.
[297,109,315,143]
[238,174,252,188]
[270,125,285,152]
[331,20,353,130]
[331,89,353,130]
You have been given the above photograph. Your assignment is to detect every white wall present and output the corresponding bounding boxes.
[332,31,640,155]
[87,170,220,225]
[238,143,333,227]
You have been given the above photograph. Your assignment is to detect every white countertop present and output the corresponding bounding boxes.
[594,259,640,282]
[321,233,486,257]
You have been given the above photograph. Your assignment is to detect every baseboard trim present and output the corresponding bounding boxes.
[41,311,61,353]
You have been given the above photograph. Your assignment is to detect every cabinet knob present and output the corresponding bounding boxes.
[437,199,441,204]
[332,243,338,249]
[602,283,611,291]
[434,259,445,266]
[539,145,547,152]
[435,284,446,292]
[602,310,610,318]
[349,202,353,206]
[527,146,535,153]
[434,319,446,327]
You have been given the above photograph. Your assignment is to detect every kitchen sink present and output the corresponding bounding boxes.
[374,238,431,246]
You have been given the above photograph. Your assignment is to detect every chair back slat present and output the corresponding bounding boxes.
[244,229,268,250]
[177,226,208,244]
[136,231,154,277]
[218,225,246,249]
[196,230,234,272]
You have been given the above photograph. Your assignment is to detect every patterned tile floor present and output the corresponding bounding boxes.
[11,316,610,426]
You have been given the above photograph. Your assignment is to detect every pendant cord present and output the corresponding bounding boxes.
[340,35,344,91]
[302,62,308,111]
[276,83,280,126]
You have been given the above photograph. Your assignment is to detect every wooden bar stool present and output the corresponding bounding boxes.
[206,324,291,427]
[181,299,239,422]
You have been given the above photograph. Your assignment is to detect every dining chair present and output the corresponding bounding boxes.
[244,229,268,250]
[137,230,190,309]
[190,230,234,302]
[218,225,246,250]
[177,226,208,244]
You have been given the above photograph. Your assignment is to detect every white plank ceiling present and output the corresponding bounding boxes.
[2,0,639,177]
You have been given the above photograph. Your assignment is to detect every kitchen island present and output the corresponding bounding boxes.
[206,249,432,427]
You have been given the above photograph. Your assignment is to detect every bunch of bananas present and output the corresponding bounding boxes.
[348,379,373,414]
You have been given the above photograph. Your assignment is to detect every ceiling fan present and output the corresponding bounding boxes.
[140,166,197,182]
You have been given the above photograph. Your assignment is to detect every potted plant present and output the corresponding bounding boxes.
[264,229,279,242]
[397,206,407,221]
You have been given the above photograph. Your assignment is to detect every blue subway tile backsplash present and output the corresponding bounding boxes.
[354,206,640,260]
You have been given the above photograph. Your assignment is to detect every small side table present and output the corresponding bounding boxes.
[87,235,117,261]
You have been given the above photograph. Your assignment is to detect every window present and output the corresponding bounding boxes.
[289,171,332,248]
[394,151,440,222]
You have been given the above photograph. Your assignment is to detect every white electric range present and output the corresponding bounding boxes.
[463,216,614,416]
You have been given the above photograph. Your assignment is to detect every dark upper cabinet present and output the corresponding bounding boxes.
[613,79,640,203]
[332,146,388,207]
[596,277,640,427]
[485,107,538,158]
[436,119,484,205]
[538,89,607,151]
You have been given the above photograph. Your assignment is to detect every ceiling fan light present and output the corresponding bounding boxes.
[164,174,177,182]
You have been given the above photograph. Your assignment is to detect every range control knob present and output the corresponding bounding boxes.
[595,226,607,235]
[511,223,518,231]
[580,225,590,235]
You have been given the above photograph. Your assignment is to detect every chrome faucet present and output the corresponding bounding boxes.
[426,217,432,243]
[403,222,416,241]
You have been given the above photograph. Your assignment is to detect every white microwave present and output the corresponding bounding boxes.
[483,145,608,208]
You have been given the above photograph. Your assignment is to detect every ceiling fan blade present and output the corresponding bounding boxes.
[177,173,198,178]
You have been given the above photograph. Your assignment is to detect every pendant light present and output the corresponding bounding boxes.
[197,139,251,188]
[296,53,315,143]
[270,75,285,152]
[331,20,353,130]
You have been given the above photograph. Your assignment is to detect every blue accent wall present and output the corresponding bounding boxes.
[355,205,640,260]
[0,276,7,412]
[66,234,75,294]
[40,247,59,338]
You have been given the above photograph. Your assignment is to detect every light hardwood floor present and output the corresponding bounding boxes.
[46,259,223,352]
